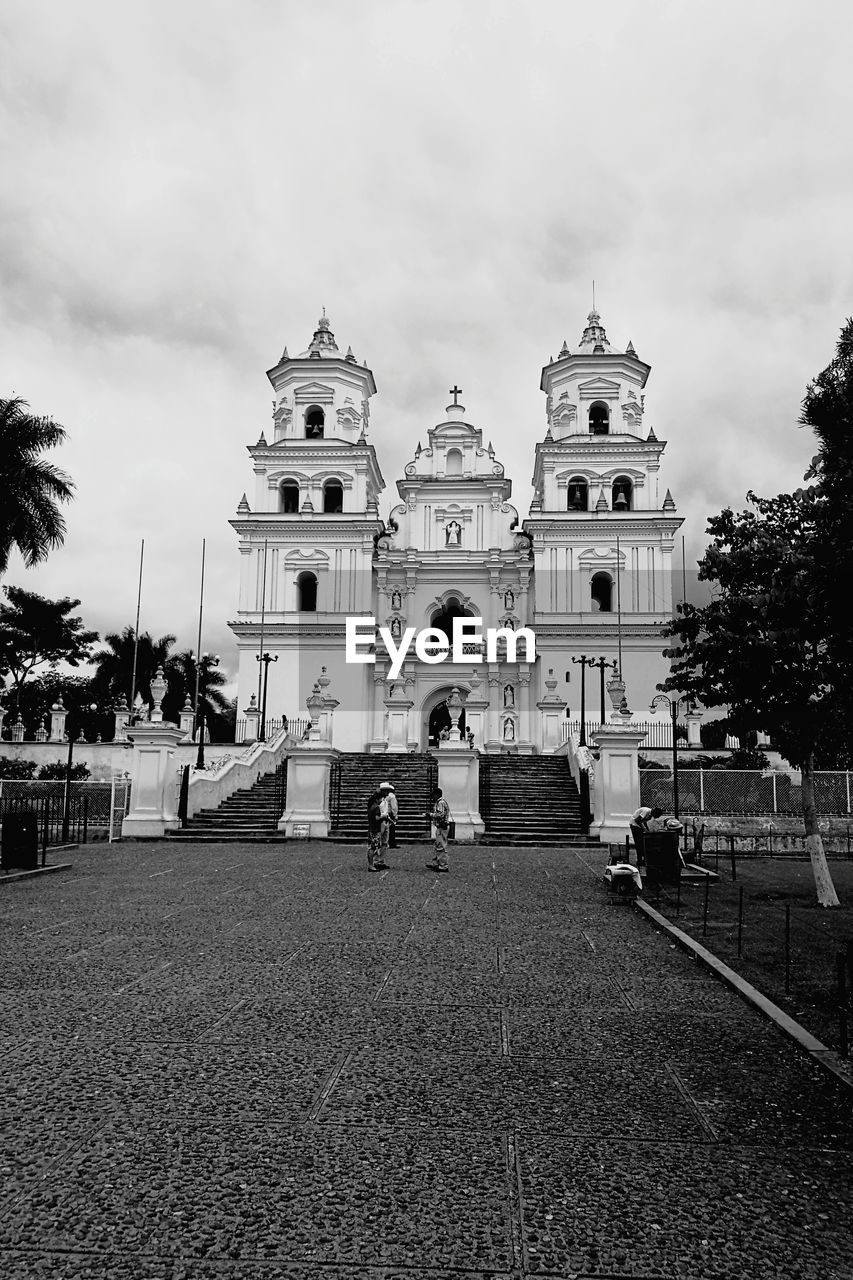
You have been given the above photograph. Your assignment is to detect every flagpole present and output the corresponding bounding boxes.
[256,539,269,710]
[129,538,144,712]
[681,535,687,613]
[193,539,206,729]
[615,534,623,676]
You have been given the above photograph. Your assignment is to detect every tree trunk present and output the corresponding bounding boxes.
[802,754,840,908]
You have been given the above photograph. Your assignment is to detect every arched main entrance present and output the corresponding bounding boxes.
[422,688,467,749]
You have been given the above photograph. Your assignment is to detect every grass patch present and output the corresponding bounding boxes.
[647,858,853,1054]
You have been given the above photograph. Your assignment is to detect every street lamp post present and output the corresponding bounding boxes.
[63,702,98,842]
[256,652,278,742]
[571,654,597,745]
[195,653,220,770]
[592,657,619,723]
[650,693,689,820]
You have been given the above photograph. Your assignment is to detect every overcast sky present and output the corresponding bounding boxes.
[2,0,851,693]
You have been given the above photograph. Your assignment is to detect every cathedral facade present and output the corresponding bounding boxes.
[228,311,683,753]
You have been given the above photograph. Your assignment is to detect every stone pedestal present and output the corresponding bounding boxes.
[49,699,67,743]
[241,696,260,744]
[178,698,195,741]
[280,746,339,837]
[685,710,703,748]
[589,721,648,843]
[431,747,484,842]
[383,684,414,753]
[536,668,567,754]
[113,697,131,743]
[122,724,184,838]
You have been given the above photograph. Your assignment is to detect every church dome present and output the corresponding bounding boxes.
[296,310,341,359]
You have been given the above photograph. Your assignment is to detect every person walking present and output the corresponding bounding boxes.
[381,781,398,851]
[425,788,451,873]
[367,787,388,872]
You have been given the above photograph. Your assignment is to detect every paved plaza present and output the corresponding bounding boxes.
[2,840,852,1279]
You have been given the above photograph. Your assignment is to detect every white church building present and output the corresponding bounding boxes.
[228,311,683,753]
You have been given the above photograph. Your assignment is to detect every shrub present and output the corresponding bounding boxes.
[36,761,90,780]
[0,756,37,779]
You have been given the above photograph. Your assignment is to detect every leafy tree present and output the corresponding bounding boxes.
[662,488,840,907]
[0,586,98,712]
[799,316,853,761]
[0,397,75,574]
[12,672,111,741]
[90,626,176,713]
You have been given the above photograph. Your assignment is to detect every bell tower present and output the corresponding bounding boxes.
[524,310,683,715]
[228,313,385,741]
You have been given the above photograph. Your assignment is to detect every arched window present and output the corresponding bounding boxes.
[567,477,588,511]
[305,406,325,439]
[589,401,610,435]
[612,476,633,511]
[430,597,471,643]
[446,447,463,476]
[281,481,299,513]
[323,481,343,513]
[590,572,613,613]
[296,571,318,612]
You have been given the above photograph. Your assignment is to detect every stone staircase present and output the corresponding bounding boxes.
[328,753,437,843]
[479,755,590,846]
[166,769,285,843]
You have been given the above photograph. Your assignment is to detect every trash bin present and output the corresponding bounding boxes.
[1,812,39,871]
[643,830,681,883]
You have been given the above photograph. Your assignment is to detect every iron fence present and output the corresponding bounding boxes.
[234,715,310,743]
[562,719,693,749]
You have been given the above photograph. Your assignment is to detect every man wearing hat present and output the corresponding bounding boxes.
[380,781,398,852]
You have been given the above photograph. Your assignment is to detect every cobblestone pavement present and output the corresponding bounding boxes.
[2,841,852,1280]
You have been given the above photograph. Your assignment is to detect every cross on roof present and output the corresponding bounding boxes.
[449,385,462,405]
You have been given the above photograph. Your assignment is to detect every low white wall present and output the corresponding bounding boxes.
[0,740,237,781]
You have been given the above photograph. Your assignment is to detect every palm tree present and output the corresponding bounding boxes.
[163,650,231,738]
[91,627,176,712]
[0,398,75,574]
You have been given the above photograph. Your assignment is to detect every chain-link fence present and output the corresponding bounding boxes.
[640,768,852,815]
[0,779,132,844]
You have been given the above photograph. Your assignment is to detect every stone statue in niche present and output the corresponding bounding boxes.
[390,590,402,612]
[390,617,402,640]
[504,589,514,610]
[446,521,461,546]
[503,617,515,630]
[503,685,514,708]
[503,718,515,742]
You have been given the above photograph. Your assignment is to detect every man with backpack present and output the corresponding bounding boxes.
[425,788,451,873]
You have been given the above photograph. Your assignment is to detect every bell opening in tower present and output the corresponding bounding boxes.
[305,406,325,439]
[589,402,610,435]
[590,572,613,613]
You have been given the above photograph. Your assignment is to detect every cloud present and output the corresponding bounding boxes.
[1,0,851,687]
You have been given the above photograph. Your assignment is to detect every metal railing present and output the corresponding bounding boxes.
[562,719,693,749]
[235,715,310,743]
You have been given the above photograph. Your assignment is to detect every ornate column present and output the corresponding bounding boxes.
[516,664,534,754]
[536,668,567,754]
[280,675,339,837]
[368,666,388,753]
[463,670,490,750]
[485,666,501,752]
